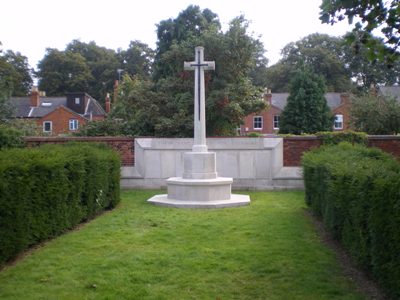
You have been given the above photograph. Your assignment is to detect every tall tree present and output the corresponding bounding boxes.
[151,8,268,136]
[266,34,352,92]
[66,40,120,101]
[342,32,400,88]
[37,49,93,96]
[320,0,399,64]
[117,40,155,79]
[154,5,221,80]
[2,50,33,96]
[279,68,332,134]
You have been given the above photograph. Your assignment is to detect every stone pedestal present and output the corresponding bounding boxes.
[148,150,250,208]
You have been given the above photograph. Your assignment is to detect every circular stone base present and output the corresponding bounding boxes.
[147,193,250,209]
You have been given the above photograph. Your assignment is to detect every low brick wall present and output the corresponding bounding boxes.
[283,137,322,166]
[23,135,400,168]
[368,136,400,158]
[283,135,400,166]
[24,136,135,166]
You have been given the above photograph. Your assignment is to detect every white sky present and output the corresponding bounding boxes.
[0,0,354,70]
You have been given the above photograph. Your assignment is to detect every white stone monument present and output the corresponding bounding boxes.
[148,46,250,208]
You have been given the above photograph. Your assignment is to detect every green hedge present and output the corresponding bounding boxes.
[302,143,400,298]
[0,143,120,264]
[315,130,368,145]
[0,124,25,150]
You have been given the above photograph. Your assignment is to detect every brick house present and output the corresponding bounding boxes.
[10,89,110,135]
[240,91,351,135]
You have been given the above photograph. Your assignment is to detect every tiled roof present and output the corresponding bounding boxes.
[9,95,105,118]
[271,92,343,110]
[379,86,400,101]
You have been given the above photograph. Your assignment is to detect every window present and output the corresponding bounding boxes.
[75,97,80,105]
[273,115,280,130]
[69,119,79,131]
[253,116,263,130]
[334,114,343,130]
[43,121,52,133]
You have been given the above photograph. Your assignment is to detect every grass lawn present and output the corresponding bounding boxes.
[0,190,364,299]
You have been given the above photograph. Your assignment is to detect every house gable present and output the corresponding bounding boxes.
[37,106,88,135]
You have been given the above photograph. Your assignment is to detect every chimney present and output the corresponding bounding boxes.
[113,80,119,104]
[30,86,40,107]
[105,93,111,113]
[264,88,272,105]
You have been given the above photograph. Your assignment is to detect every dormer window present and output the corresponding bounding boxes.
[75,97,80,105]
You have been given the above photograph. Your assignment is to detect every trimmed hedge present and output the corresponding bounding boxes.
[302,143,400,298]
[0,143,120,264]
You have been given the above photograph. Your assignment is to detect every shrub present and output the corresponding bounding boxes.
[302,143,400,298]
[315,130,367,145]
[0,124,25,149]
[0,143,120,264]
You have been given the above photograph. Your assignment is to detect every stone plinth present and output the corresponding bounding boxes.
[148,150,251,208]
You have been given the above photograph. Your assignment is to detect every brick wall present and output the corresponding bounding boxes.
[368,136,400,158]
[283,137,322,166]
[24,136,135,166]
[283,135,400,166]
[23,136,400,168]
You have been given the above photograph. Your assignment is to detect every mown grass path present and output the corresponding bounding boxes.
[0,190,364,299]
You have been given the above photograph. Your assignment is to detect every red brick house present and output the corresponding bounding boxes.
[10,89,110,135]
[240,91,351,135]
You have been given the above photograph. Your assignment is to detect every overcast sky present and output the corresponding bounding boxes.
[0,0,354,69]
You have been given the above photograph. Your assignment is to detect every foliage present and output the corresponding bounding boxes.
[279,67,333,134]
[75,118,133,137]
[66,40,121,102]
[316,130,367,145]
[37,49,93,97]
[149,7,267,136]
[342,32,400,89]
[267,34,352,92]
[0,143,120,264]
[320,0,399,64]
[1,50,33,96]
[0,44,33,97]
[117,40,155,80]
[36,40,154,104]
[5,119,42,136]
[302,143,400,298]
[0,124,24,149]
[0,190,365,299]
[266,33,400,93]
[350,93,400,134]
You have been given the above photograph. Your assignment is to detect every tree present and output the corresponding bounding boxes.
[2,50,33,96]
[66,40,120,101]
[279,68,332,134]
[37,48,93,96]
[266,34,352,92]
[320,0,399,64]
[151,7,268,136]
[154,5,221,80]
[117,40,155,80]
[342,32,400,88]
[350,93,400,134]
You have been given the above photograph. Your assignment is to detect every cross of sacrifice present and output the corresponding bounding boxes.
[184,46,215,152]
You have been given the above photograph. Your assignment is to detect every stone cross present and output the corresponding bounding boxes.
[184,46,215,152]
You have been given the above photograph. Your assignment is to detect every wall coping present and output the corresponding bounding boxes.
[23,136,134,142]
